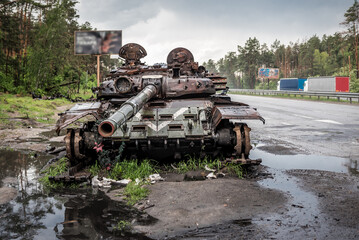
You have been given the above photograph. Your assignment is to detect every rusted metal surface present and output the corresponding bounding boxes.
[55,102,107,134]
[212,106,265,128]
[119,43,147,66]
[243,124,252,156]
[55,43,265,170]
[224,157,262,165]
[48,171,91,182]
[233,123,242,155]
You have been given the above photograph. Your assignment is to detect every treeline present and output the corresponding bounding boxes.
[0,0,117,96]
[203,2,359,92]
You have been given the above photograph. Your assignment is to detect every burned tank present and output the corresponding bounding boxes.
[56,43,265,169]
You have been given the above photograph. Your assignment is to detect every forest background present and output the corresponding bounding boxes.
[1,0,359,96]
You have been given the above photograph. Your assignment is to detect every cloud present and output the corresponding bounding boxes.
[77,0,352,64]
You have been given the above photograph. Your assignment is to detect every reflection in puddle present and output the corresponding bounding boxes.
[0,149,154,240]
[251,145,358,175]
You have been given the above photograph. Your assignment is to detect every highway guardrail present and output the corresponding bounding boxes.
[229,89,359,104]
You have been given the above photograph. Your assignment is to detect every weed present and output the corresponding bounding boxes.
[0,93,73,126]
[89,161,101,176]
[116,220,131,231]
[39,157,68,189]
[175,155,222,173]
[109,159,156,181]
[123,182,149,205]
[109,158,156,205]
[226,162,243,178]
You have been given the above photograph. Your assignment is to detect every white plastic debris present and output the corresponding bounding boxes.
[92,175,99,187]
[148,174,164,183]
[135,178,141,185]
[117,179,131,185]
[204,165,216,172]
[206,172,217,179]
[92,176,131,188]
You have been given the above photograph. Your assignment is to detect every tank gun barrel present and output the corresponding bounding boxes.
[98,84,158,137]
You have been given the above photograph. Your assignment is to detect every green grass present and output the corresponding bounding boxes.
[39,157,69,189]
[70,90,95,100]
[175,156,222,173]
[123,182,150,206]
[0,93,72,126]
[226,162,243,178]
[89,160,101,176]
[104,159,157,205]
[116,220,132,231]
[109,159,157,181]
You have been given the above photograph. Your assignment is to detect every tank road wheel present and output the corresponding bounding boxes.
[243,124,252,158]
[65,129,86,165]
[233,123,243,155]
[233,123,252,159]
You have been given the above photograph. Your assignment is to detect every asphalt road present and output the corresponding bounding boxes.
[229,94,359,161]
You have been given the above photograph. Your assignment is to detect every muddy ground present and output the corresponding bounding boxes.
[0,119,359,239]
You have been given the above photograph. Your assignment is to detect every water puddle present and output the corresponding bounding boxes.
[0,149,155,240]
[252,143,355,238]
[251,143,358,174]
[257,169,329,238]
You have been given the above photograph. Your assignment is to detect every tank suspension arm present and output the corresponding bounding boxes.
[98,84,158,137]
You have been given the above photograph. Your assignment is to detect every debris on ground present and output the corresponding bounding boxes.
[92,176,131,188]
[148,174,164,183]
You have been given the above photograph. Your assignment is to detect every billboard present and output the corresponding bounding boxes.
[74,31,122,55]
[258,68,279,79]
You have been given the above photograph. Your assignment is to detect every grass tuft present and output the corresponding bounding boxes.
[109,159,156,181]
[226,162,243,178]
[89,160,101,176]
[123,182,150,206]
[0,93,72,127]
[175,155,222,173]
[116,220,132,231]
[39,157,69,189]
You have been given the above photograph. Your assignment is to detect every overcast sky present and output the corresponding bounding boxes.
[77,0,353,64]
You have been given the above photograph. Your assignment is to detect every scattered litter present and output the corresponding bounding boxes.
[148,174,164,183]
[92,176,131,188]
[92,176,99,187]
[206,172,217,179]
[204,165,216,172]
[217,172,226,178]
[135,178,141,185]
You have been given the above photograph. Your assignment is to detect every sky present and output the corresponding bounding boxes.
[76,0,353,65]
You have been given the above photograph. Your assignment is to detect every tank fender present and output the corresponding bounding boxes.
[212,106,265,128]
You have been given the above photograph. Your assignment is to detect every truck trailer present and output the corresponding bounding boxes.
[304,76,349,92]
[277,78,307,91]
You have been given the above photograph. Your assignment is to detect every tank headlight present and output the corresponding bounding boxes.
[114,77,132,93]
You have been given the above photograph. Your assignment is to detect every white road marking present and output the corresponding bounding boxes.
[315,120,343,125]
[293,114,313,119]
